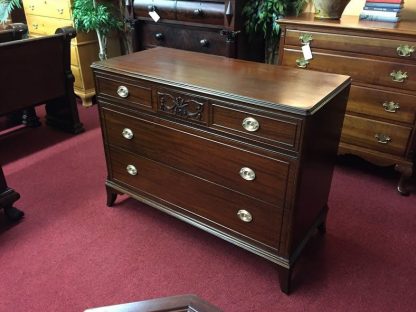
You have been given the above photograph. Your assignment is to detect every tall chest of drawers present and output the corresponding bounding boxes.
[127,0,264,61]
[277,14,416,194]
[21,0,99,107]
[92,47,350,293]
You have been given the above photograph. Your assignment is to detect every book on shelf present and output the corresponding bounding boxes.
[359,14,400,22]
[365,0,403,3]
[364,3,403,9]
[361,9,400,17]
[363,5,402,12]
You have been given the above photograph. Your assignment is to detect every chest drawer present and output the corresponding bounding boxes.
[281,48,416,92]
[95,75,154,111]
[341,115,412,156]
[109,147,283,249]
[176,1,224,25]
[23,0,71,20]
[134,0,176,20]
[103,109,292,207]
[284,29,416,60]
[139,22,227,56]
[211,103,302,152]
[348,85,416,124]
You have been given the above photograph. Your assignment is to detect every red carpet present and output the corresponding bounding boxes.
[0,105,415,312]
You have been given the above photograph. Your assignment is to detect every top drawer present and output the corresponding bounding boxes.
[134,0,176,20]
[284,29,416,61]
[211,102,302,152]
[23,0,71,20]
[176,1,224,25]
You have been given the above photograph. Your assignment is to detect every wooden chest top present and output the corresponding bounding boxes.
[92,47,351,115]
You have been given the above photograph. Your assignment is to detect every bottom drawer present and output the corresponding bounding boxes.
[340,115,412,156]
[108,147,283,249]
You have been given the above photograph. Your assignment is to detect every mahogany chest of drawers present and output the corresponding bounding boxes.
[127,0,264,61]
[91,47,350,293]
[277,14,416,194]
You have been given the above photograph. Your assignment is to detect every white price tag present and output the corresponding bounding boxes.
[149,11,160,22]
[302,43,313,60]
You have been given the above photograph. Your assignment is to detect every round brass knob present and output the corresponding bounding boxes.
[200,39,209,47]
[122,128,134,140]
[237,209,252,223]
[239,167,256,181]
[155,32,164,41]
[117,85,129,98]
[193,9,203,16]
[242,117,259,132]
[126,165,138,176]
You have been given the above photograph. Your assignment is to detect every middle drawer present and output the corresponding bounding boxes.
[103,108,292,207]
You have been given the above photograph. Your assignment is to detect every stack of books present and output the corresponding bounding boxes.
[359,0,404,23]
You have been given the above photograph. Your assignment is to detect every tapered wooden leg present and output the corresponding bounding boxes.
[277,266,292,295]
[106,186,118,207]
[395,164,412,196]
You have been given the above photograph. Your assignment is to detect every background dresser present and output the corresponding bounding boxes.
[92,47,350,293]
[277,14,416,194]
[21,0,99,107]
[127,0,264,61]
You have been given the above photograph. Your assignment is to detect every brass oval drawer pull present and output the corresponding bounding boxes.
[397,45,415,57]
[200,39,209,47]
[117,85,129,98]
[239,167,256,181]
[390,70,408,83]
[242,117,259,132]
[382,101,400,113]
[296,58,309,68]
[375,133,391,144]
[122,128,134,140]
[126,164,138,176]
[237,209,252,223]
[299,33,313,45]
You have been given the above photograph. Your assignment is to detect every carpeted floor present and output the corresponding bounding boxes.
[0,104,415,312]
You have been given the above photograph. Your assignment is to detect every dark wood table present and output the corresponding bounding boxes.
[84,294,222,312]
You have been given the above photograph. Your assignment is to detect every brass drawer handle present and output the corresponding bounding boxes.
[147,5,157,12]
[296,58,309,68]
[237,209,252,223]
[375,133,391,144]
[239,167,256,181]
[299,33,313,45]
[29,4,35,10]
[126,164,138,176]
[200,39,209,47]
[242,117,259,132]
[122,128,134,140]
[382,101,400,113]
[117,85,129,98]
[397,45,415,57]
[193,9,203,16]
[32,23,39,30]
[155,32,164,41]
[390,70,408,83]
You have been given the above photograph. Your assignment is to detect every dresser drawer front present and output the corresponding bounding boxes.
[109,147,283,249]
[134,0,176,20]
[23,0,71,20]
[103,109,291,207]
[156,88,209,125]
[281,48,416,92]
[212,104,301,151]
[140,22,227,56]
[285,29,416,60]
[341,115,412,156]
[176,1,224,25]
[348,85,416,124]
[95,76,153,111]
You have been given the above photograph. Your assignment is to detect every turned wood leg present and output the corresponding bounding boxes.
[106,186,118,207]
[394,164,413,196]
[22,107,41,127]
[277,266,292,295]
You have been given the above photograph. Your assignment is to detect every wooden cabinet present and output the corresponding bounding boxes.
[91,47,350,293]
[277,14,416,194]
[22,0,100,107]
[127,0,264,61]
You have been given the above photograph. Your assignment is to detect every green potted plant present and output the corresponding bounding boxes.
[0,0,21,24]
[72,0,123,60]
[242,0,308,64]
